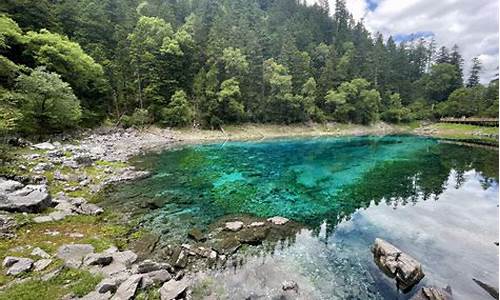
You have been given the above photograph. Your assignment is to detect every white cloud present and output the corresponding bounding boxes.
[307,0,499,83]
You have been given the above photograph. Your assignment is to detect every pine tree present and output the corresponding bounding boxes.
[449,44,464,88]
[467,57,482,87]
[435,46,450,64]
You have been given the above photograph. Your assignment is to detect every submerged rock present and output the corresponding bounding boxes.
[410,286,453,300]
[372,238,424,292]
[237,227,269,245]
[187,228,206,242]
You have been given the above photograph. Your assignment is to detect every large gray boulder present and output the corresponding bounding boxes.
[57,244,95,268]
[159,278,190,300]
[0,185,52,213]
[372,238,425,292]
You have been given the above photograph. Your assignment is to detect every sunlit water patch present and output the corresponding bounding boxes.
[101,135,498,299]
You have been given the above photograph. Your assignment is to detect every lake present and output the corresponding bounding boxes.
[101,135,498,299]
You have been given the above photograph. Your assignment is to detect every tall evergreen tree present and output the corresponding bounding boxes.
[467,57,482,87]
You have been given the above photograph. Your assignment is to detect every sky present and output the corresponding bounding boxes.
[306,0,499,83]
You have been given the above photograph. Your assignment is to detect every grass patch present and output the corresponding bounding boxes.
[0,268,101,300]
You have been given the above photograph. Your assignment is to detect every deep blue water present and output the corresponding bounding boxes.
[103,135,499,299]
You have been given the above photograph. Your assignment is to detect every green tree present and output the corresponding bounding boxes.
[420,63,460,103]
[325,78,381,124]
[161,90,194,127]
[217,78,245,122]
[24,29,109,121]
[16,67,81,133]
[466,57,481,87]
[381,93,411,123]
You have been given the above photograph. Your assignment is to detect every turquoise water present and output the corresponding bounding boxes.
[102,135,498,299]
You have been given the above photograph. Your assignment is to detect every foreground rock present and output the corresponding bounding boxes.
[111,274,143,300]
[372,238,424,292]
[0,183,52,213]
[410,286,453,300]
[159,278,190,300]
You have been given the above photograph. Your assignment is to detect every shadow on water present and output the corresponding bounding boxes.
[99,135,498,299]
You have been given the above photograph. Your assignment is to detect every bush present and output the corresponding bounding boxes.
[122,108,151,128]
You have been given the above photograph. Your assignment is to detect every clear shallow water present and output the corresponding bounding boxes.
[102,135,499,299]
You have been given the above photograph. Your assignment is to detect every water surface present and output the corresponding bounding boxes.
[103,135,498,299]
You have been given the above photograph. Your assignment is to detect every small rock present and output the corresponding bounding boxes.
[137,259,172,274]
[159,278,190,300]
[33,215,54,223]
[57,244,95,268]
[69,232,85,238]
[248,221,265,227]
[267,216,289,225]
[111,274,142,300]
[282,280,298,292]
[33,142,55,150]
[81,291,112,300]
[34,259,52,271]
[83,253,113,266]
[75,203,104,215]
[74,154,94,167]
[225,221,244,231]
[31,247,51,258]
[0,214,17,238]
[33,162,54,173]
[6,257,33,275]
[96,278,118,294]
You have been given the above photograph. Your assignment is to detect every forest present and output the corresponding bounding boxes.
[0,0,498,134]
